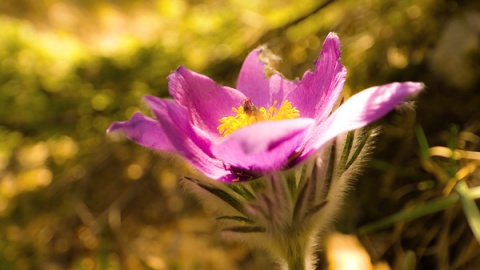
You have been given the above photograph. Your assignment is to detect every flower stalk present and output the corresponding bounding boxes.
[285,239,307,270]
[182,129,375,269]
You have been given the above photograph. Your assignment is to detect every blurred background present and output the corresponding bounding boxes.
[0,0,479,269]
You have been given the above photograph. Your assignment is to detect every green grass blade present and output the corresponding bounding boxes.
[358,193,459,235]
[456,181,480,244]
[469,186,480,198]
[400,250,416,270]
[415,126,430,159]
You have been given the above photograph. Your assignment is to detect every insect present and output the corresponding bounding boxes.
[242,98,265,122]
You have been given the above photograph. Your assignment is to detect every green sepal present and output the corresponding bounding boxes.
[293,164,316,224]
[216,215,255,225]
[286,171,298,201]
[196,182,247,215]
[304,200,328,220]
[228,184,256,201]
[344,128,372,171]
[320,138,336,199]
[222,226,266,233]
[338,131,355,172]
[248,178,267,192]
[292,177,310,224]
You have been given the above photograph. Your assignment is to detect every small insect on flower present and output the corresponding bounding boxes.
[242,98,259,115]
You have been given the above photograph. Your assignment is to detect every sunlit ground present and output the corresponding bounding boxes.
[0,0,479,269]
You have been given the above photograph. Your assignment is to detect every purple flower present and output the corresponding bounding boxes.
[108,32,423,182]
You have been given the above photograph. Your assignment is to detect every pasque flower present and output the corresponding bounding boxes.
[108,33,424,269]
[108,32,423,182]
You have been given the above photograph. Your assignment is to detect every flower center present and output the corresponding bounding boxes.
[217,98,300,137]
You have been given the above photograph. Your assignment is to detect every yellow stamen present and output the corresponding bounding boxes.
[217,99,300,137]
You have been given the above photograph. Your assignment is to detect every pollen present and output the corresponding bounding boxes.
[217,99,300,137]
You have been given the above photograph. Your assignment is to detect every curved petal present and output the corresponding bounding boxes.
[168,66,247,139]
[107,112,176,152]
[286,32,347,122]
[237,49,300,108]
[144,95,211,154]
[297,82,424,162]
[107,102,236,182]
[211,118,315,172]
[270,73,300,105]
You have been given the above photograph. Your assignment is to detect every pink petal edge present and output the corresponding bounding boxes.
[211,118,315,172]
[297,82,424,162]
[286,32,347,122]
[168,66,247,140]
[237,49,300,108]
[107,105,236,182]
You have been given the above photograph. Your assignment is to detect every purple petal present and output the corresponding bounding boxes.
[286,32,347,122]
[211,118,314,172]
[298,82,424,162]
[107,112,176,152]
[269,73,301,105]
[144,96,212,155]
[168,66,246,140]
[107,102,236,182]
[237,49,300,108]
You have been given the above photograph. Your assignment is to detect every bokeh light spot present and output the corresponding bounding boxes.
[91,93,111,111]
[127,164,143,180]
[49,136,78,164]
[17,142,49,168]
[77,226,98,250]
[157,169,177,191]
[167,195,184,213]
[17,168,52,191]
